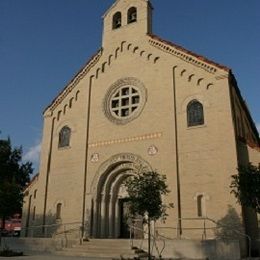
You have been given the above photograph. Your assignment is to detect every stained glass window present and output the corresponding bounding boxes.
[187,100,204,127]
[58,126,71,148]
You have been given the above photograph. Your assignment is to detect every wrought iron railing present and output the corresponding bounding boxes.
[129,217,252,258]
[22,221,82,240]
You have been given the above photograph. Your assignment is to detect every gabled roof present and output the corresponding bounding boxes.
[229,72,260,147]
[44,48,103,113]
[23,173,39,193]
[148,34,259,147]
[148,34,230,72]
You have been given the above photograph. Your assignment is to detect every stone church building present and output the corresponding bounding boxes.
[22,0,259,245]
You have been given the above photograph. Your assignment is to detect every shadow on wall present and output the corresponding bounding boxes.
[215,205,246,256]
[236,139,259,256]
[23,212,61,238]
[215,205,244,240]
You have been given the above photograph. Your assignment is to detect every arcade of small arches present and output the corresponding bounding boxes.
[113,7,137,29]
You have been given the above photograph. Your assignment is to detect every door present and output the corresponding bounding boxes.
[119,198,131,238]
[119,198,144,239]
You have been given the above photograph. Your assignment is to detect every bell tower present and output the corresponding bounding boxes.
[102,0,153,48]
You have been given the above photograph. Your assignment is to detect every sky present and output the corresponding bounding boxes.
[0,0,259,173]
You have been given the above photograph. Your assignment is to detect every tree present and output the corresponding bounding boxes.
[124,170,171,259]
[0,138,33,231]
[230,163,260,213]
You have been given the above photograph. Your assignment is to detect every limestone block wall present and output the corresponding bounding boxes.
[21,0,259,243]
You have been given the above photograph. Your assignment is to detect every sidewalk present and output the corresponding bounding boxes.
[0,253,112,260]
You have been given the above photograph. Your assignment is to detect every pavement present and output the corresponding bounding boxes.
[0,253,113,260]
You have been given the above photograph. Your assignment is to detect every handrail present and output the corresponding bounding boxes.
[155,217,252,258]
[22,221,82,239]
[23,221,82,231]
[206,217,251,258]
[128,221,165,259]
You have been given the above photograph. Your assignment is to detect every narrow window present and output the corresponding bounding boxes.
[128,7,137,24]
[56,203,62,220]
[34,190,37,199]
[57,111,62,121]
[58,126,71,148]
[32,206,36,220]
[187,100,204,127]
[197,195,205,217]
[112,12,122,29]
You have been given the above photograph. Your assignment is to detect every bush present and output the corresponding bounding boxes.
[0,248,23,257]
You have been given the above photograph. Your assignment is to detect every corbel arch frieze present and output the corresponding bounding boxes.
[52,87,82,123]
[177,66,214,90]
[148,37,219,74]
[92,41,161,83]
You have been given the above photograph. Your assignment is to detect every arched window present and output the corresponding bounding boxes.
[128,7,137,24]
[58,126,71,148]
[112,12,122,29]
[187,100,204,127]
[56,203,62,220]
[34,189,37,199]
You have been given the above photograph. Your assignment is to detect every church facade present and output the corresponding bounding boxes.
[22,0,259,243]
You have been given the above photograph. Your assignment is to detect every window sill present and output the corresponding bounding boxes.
[58,146,71,151]
[187,124,207,130]
[56,218,62,224]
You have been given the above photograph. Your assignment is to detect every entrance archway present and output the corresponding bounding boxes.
[90,153,151,238]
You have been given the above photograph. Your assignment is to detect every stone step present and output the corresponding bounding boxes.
[56,238,138,259]
[73,243,132,249]
[64,247,135,254]
[56,250,137,258]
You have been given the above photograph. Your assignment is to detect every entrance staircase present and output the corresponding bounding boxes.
[55,238,209,259]
[55,239,139,259]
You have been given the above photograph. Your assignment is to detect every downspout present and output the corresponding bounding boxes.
[43,116,55,235]
[25,195,32,237]
[81,75,94,239]
[228,73,239,163]
[172,66,182,237]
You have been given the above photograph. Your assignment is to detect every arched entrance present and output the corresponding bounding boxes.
[90,153,151,238]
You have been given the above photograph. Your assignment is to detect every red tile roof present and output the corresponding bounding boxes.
[148,34,230,72]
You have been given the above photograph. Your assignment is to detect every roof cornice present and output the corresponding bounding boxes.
[229,72,260,147]
[148,34,230,73]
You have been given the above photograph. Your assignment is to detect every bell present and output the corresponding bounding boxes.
[130,13,137,22]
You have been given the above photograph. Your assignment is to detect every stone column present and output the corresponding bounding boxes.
[108,194,114,238]
[100,194,106,238]
[92,198,99,237]
[115,198,120,238]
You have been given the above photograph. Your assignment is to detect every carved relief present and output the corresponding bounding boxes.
[148,145,158,156]
[90,153,100,163]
